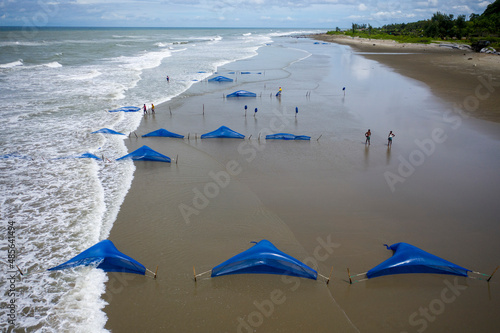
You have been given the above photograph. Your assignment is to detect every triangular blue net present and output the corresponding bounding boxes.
[201,126,245,139]
[226,90,256,98]
[367,242,471,279]
[91,128,125,135]
[116,145,171,162]
[211,240,317,280]
[208,76,233,82]
[142,129,184,138]
[48,240,146,275]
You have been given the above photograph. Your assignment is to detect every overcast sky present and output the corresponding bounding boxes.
[0,0,494,29]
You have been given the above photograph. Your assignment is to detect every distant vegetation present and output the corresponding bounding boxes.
[327,0,500,51]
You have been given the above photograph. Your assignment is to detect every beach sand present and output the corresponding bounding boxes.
[104,37,500,332]
[311,34,500,123]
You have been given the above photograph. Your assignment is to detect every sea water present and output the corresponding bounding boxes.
[0,27,322,332]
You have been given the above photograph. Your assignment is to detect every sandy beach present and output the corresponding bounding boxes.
[312,33,500,123]
[104,36,500,332]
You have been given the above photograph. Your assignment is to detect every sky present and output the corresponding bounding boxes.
[0,0,494,29]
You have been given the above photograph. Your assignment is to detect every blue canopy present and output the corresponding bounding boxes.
[226,90,256,98]
[48,240,146,275]
[201,126,245,139]
[76,152,101,160]
[211,240,317,280]
[108,106,141,113]
[266,133,311,141]
[367,242,471,279]
[91,128,125,135]
[116,145,171,162]
[208,76,233,82]
[142,128,184,139]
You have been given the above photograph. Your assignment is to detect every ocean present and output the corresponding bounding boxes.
[0,27,323,332]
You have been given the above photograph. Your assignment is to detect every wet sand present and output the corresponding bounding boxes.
[104,37,500,332]
[312,33,500,123]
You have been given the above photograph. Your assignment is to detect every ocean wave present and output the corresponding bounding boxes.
[43,61,63,68]
[0,59,23,68]
[115,49,172,71]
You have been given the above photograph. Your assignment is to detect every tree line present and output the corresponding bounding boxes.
[329,0,499,49]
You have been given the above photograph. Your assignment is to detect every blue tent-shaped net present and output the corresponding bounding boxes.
[266,133,311,141]
[109,106,141,113]
[48,240,146,275]
[201,126,245,139]
[77,153,101,160]
[226,90,256,98]
[208,76,233,82]
[366,242,471,279]
[116,145,171,162]
[211,240,317,280]
[142,128,184,139]
[91,128,125,135]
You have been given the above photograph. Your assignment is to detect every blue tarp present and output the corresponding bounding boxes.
[0,152,32,160]
[266,133,311,141]
[48,240,146,275]
[142,129,184,138]
[109,106,141,113]
[208,76,233,82]
[226,90,256,98]
[201,126,245,139]
[76,153,101,160]
[91,128,125,135]
[367,242,471,279]
[116,145,171,162]
[211,240,317,280]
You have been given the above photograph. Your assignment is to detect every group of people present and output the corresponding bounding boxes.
[365,129,395,147]
[143,104,155,115]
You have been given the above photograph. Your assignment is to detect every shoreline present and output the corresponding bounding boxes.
[310,33,500,123]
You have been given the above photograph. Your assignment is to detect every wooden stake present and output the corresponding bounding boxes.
[203,104,205,115]
[16,265,24,276]
[327,266,333,285]
[154,265,158,279]
[134,132,138,138]
[347,268,352,284]
[193,266,197,282]
[317,134,323,141]
[487,266,499,282]
[176,154,178,164]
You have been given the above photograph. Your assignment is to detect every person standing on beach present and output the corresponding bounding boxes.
[166,75,169,82]
[365,129,371,145]
[143,104,147,114]
[388,131,395,147]
[151,103,155,114]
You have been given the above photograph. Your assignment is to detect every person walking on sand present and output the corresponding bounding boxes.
[151,103,155,114]
[388,131,395,147]
[166,75,169,82]
[365,129,371,145]
[143,104,147,114]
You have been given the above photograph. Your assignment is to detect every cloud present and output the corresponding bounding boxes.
[0,0,493,28]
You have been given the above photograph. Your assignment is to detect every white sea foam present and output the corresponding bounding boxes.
[43,61,63,68]
[0,59,23,68]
